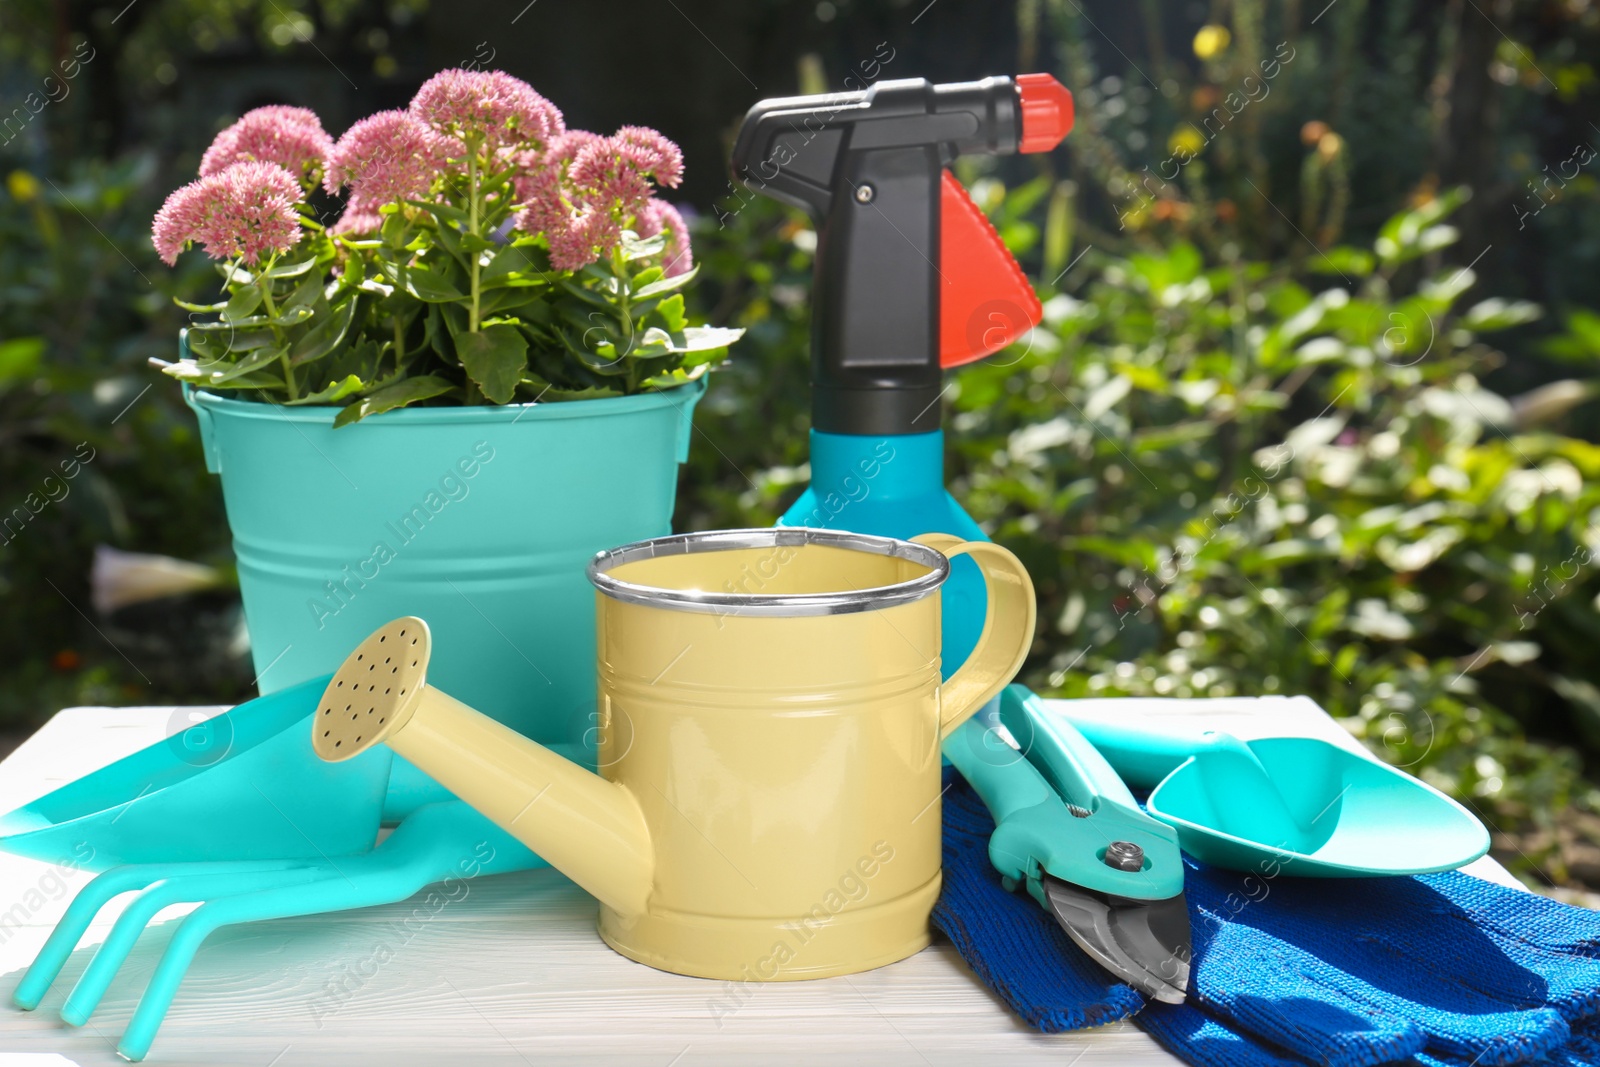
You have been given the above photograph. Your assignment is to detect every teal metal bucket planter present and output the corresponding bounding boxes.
[184,374,704,814]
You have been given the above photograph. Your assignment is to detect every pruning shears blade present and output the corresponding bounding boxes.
[1043,874,1190,1004]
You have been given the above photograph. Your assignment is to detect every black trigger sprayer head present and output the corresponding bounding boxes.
[731,75,1073,436]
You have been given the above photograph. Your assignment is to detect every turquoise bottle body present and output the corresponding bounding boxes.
[778,428,989,679]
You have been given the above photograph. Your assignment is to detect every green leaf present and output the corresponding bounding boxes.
[558,279,620,312]
[281,272,325,314]
[1542,310,1600,362]
[186,327,278,355]
[633,266,699,301]
[402,265,466,302]
[1306,246,1375,277]
[518,375,624,401]
[481,246,542,286]
[268,305,315,328]
[286,374,366,406]
[641,364,711,389]
[402,198,470,226]
[188,313,272,331]
[1131,421,1216,452]
[1374,188,1469,265]
[1083,373,1132,421]
[455,324,529,404]
[289,294,359,365]
[672,325,745,352]
[0,337,45,383]
[333,374,457,427]
[1463,298,1542,333]
[649,294,687,333]
[1000,175,1053,221]
[160,360,284,390]
[620,231,668,261]
[210,345,289,385]
[174,297,229,313]
[614,327,673,361]
[221,287,263,323]
[432,219,466,262]
[380,212,416,247]
[266,257,319,279]
[557,325,631,376]
[479,285,552,317]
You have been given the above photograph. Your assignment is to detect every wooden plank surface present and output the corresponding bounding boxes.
[0,699,1518,1065]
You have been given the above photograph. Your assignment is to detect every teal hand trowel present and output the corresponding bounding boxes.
[945,686,1190,1002]
[0,674,390,869]
[1050,704,1491,877]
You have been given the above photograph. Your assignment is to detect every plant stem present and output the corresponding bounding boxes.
[257,263,298,401]
[616,254,636,392]
[468,144,481,333]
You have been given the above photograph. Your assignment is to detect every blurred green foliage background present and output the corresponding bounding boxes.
[3,0,1600,888]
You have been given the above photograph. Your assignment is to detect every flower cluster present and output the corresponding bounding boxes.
[324,110,444,229]
[199,105,333,180]
[638,199,693,278]
[157,70,692,277]
[410,68,564,155]
[152,160,304,266]
[151,69,731,418]
[514,125,687,270]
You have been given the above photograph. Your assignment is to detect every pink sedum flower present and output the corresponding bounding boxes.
[637,200,693,278]
[325,110,443,207]
[567,135,653,215]
[546,207,620,272]
[514,126,686,271]
[152,161,304,266]
[612,126,684,189]
[410,69,563,154]
[330,199,386,237]
[200,106,332,180]
[512,130,601,237]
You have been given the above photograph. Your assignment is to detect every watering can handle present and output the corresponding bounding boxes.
[911,534,1037,739]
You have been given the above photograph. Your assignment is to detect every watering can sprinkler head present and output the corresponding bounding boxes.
[314,617,656,917]
[731,74,1073,437]
[313,618,431,762]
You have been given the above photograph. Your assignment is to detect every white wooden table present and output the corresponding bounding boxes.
[0,698,1517,1066]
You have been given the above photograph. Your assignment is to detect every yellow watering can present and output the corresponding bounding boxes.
[313,528,1035,980]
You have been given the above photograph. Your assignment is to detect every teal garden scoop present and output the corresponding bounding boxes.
[0,675,390,869]
[1054,708,1491,877]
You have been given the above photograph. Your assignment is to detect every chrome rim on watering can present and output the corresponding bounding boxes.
[586,527,949,615]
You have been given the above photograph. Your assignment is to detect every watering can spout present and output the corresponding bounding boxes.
[312,618,655,917]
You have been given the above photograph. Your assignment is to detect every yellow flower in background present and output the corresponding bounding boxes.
[1169,125,1206,158]
[1193,24,1231,59]
[1316,131,1345,162]
[7,170,40,203]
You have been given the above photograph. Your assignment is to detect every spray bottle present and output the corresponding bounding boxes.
[731,73,1073,669]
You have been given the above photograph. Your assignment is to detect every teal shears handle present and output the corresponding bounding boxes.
[1052,716,1206,791]
[942,686,1184,902]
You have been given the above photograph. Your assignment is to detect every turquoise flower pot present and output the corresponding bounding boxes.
[184,372,704,816]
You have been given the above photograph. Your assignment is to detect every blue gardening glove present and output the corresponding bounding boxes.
[930,765,1146,1031]
[1157,857,1573,1067]
[936,767,1600,1067]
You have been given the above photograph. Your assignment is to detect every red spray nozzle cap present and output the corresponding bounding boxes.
[1017,73,1074,153]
